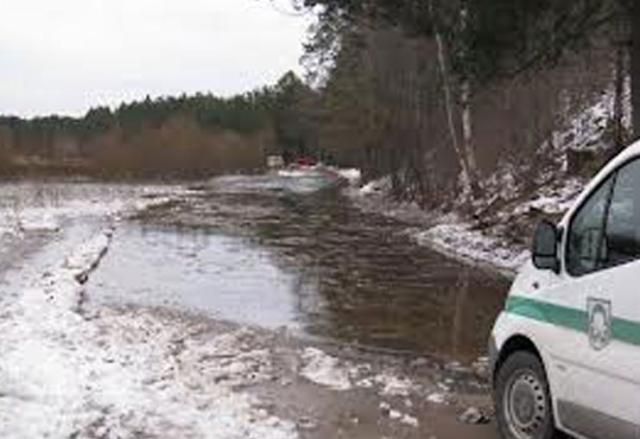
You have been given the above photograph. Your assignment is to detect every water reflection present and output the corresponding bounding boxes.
[252,192,508,360]
[90,224,301,329]
[92,175,509,361]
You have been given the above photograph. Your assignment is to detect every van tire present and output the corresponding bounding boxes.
[494,351,556,439]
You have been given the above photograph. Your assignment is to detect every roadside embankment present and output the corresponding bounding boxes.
[336,89,621,278]
[344,175,584,279]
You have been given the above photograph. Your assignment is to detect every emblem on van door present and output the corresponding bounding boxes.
[587,298,612,351]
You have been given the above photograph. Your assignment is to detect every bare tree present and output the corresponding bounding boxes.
[429,0,475,197]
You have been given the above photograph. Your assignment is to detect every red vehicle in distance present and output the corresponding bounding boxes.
[295,157,317,167]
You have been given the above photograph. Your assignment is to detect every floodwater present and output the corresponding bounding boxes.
[88,174,510,362]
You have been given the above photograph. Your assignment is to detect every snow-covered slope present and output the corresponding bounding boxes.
[347,86,628,276]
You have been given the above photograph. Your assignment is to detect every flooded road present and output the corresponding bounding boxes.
[0,181,180,305]
[90,174,509,362]
[0,177,506,438]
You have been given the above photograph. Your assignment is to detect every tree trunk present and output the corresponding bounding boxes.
[631,1,640,139]
[429,0,473,196]
[460,79,482,198]
[458,0,482,199]
[613,41,626,152]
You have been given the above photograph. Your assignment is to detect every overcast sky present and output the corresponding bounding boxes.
[0,0,314,118]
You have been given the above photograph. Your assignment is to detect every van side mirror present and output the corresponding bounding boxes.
[532,220,560,273]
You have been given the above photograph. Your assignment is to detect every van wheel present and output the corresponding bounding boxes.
[495,351,556,439]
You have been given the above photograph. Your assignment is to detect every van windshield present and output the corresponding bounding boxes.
[604,159,640,267]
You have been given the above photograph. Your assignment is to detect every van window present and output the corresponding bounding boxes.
[603,159,640,268]
[566,176,614,276]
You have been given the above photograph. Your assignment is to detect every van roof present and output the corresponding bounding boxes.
[615,139,640,164]
[594,139,640,180]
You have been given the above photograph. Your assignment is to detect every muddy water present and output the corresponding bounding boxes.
[90,175,510,362]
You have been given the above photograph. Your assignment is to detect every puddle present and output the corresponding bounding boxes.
[85,175,509,361]
[89,225,301,329]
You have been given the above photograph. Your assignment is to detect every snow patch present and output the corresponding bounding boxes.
[300,347,352,391]
[399,413,420,427]
[414,218,530,274]
[278,168,321,178]
[298,348,425,404]
[19,211,61,232]
[513,178,583,216]
[426,393,447,404]
[0,266,299,438]
[0,186,181,239]
[374,373,416,398]
[358,177,391,196]
[556,82,631,153]
[0,183,299,439]
[332,168,362,185]
[379,402,420,428]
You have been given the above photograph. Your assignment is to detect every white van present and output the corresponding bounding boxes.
[490,142,640,439]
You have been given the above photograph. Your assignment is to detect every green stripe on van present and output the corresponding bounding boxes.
[505,296,588,333]
[505,296,640,346]
[611,318,640,346]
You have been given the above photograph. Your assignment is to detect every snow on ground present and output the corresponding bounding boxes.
[330,167,362,185]
[513,178,584,216]
[0,180,499,438]
[0,284,298,439]
[358,177,391,196]
[277,168,323,178]
[344,169,582,275]
[426,393,447,404]
[298,347,443,406]
[295,345,490,430]
[349,173,585,276]
[348,179,532,276]
[435,87,621,272]
[554,79,631,154]
[0,219,445,437]
[300,347,353,391]
[376,373,418,398]
[0,184,189,238]
[413,216,530,275]
[0,186,299,439]
[279,165,362,185]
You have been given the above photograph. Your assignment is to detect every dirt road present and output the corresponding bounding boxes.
[0,180,504,438]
